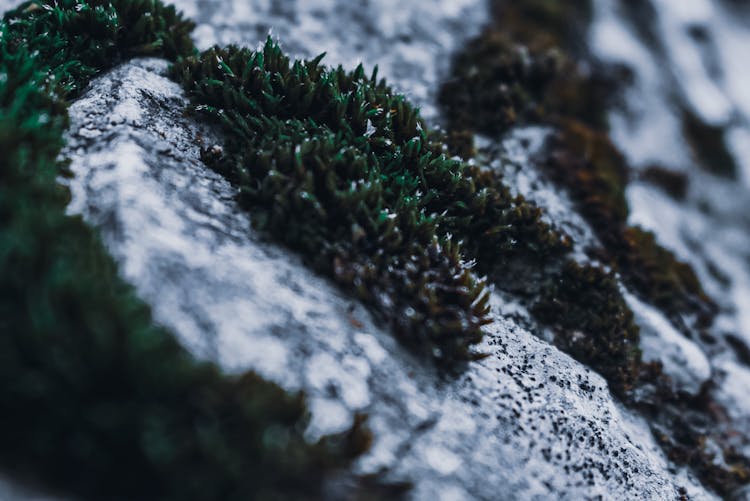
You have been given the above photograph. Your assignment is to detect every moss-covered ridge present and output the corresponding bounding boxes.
[0,1,378,499]
[173,41,573,365]
[440,0,716,332]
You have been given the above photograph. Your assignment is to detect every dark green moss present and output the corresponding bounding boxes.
[173,41,572,365]
[3,0,195,97]
[682,108,738,179]
[0,1,381,499]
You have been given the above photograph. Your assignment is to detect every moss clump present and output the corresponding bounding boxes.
[439,2,717,333]
[682,109,737,179]
[436,0,750,492]
[437,31,561,156]
[490,0,593,52]
[534,262,642,396]
[173,41,572,365]
[437,1,642,398]
[3,0,195,97]
[0,1,378,499]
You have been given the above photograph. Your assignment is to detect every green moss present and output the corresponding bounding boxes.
[439,0,716,335]
[437,2,642,398]
[0,1,381,499]
[3,0,195,97]
[438,2,750,492]
[173,41,571,365]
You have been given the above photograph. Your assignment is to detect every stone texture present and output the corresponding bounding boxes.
[59,57,710,501]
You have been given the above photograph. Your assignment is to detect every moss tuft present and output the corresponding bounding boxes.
[437,23,608,158]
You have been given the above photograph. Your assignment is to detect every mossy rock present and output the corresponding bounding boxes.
[173,41,574,365]
[0,1,378,499]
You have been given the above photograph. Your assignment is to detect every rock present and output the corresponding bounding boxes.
[2,0,749,498]
[59,56,712,500]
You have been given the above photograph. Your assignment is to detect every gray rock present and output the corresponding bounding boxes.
[59,56,712,501]
[3,0,749,498]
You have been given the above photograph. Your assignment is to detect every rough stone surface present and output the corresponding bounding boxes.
[3,0,750,498]
[59,57,710,501]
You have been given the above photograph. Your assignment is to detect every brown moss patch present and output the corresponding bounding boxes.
[490,0,593,51]
[533,262,642,397]
[618,227,716,328]
[542,123,716,329]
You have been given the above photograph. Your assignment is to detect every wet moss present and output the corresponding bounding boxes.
[0,1,381,499]
[682,109,738,179]
[173,41,574,365]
